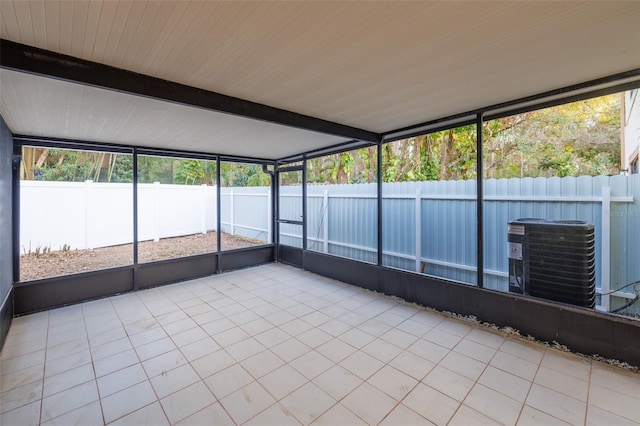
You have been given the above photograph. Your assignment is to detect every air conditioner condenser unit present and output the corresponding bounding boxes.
[508,218,596,309]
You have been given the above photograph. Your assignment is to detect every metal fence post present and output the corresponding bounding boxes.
[230,189,235,235]
[84,180,93,249]
[323,189,329,253]
[601,186,611,311]
[476,112,484,288]
[201,184,207,235]
[267,188,272,243]
[153,182,160,242]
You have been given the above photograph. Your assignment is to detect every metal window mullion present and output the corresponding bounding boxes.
[216,157,221,271]
[274,169,279,254]
[12,143,21,283]
[132,147,138,290]
[302,156,308,253]
[476,113,484,289]
[377,137,383,267]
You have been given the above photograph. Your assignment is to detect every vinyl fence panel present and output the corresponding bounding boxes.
[220,187,270,243]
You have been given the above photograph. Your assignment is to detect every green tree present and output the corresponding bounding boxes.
[247,167,271,186]
[137,156,174,184]
[109,154,133,182]
[380,125,476,183]
[175,160,217,185]
[220,162,270,187]
[30,149,132,183]
[483,94,621,178]
[21,94,622,185]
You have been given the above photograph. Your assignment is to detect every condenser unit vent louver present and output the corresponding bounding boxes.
[508,219,596,308]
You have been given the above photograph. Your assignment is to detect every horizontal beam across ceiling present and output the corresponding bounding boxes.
[0,39,379,144]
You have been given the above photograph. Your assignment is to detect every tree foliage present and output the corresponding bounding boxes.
[305,94,621,184]
[22,149,132,183]
[482,94,620,179]
[220,162,270,187]
[21,94,622,185]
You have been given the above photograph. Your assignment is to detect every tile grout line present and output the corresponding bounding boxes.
[42,303,107,424]
[142,288,211,426]
[583,355,594,426]
[81,301,106,426]
[512,340,543,425]
[110,292,170,426]
[300,294,434,425]
[81,300,106,424]
[223,273,351,425]
[374,309,444,424]
[73,302,105,424]
[209,277,295,425]
[439,322,490,425]
[349,296,442,423]
[37,310,51,425]
[158,278,244,425]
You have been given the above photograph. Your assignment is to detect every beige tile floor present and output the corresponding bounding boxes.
[1,263,639,425]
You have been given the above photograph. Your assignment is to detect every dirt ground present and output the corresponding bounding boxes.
[20,232,264,281]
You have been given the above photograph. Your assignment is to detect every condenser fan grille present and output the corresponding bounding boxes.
[508,219,596,308]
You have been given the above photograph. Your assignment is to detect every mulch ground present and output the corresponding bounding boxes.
[20,232,263,281]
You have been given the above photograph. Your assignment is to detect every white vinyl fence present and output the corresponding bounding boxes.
[20,181,270,252]
[21,180,135,252]
[220,187,271,243]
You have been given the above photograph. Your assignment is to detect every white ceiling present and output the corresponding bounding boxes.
[0,69,348,159]
[1,1,639,159]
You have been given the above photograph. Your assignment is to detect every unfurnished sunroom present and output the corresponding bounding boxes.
[1,1,639,425]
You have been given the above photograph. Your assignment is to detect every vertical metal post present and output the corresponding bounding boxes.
[266,188,272,244]
[272,164,278,249]
[11,144,21,283]
[476,113,484,288]
[132,148,138,290]
[601,186,611,311]
[216,157,221,258]
[377,138,383,267]
[302,156,308,252]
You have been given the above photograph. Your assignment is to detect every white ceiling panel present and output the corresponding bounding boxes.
[1,1,639,158]
[0,69,348,159]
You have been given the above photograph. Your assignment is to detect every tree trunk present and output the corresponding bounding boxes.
[440,129,454,179]
[21,147,34,180]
